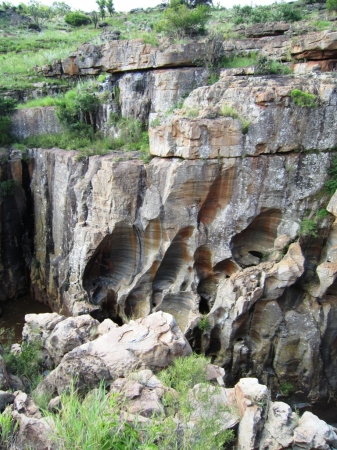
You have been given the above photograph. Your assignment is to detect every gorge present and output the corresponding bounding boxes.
[2,2,337,447]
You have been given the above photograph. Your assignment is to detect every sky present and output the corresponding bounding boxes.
[9,0,288,13]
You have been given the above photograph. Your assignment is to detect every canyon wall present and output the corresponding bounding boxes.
[3,33,337,406]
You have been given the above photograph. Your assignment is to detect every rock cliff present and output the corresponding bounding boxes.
[3,29,337,410]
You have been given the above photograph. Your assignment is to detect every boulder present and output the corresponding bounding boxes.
[35,312,192,395]
[0,356,10,391]
[44,315,100,365]
[0,391,15,412]
[23,313,66,346]
[235,378,269,450]
[293,411,337,449]
[13,412,56,450]
[258,401,297,449]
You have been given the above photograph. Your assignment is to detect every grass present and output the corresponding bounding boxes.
[44,354,235,449]
[0,408,17,449]
[48,382,147,450]
[221,104,239,119]
[221,54,258,69]
[220,104,251,134]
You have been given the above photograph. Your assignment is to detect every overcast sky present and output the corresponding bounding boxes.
[10,0,288,13]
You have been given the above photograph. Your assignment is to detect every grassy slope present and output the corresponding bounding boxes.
[1,2,336,92]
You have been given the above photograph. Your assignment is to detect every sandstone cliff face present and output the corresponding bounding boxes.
[4,32,337,407]
[23,143,334,402]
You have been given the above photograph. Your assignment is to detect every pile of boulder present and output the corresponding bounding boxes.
[0,311,335,449]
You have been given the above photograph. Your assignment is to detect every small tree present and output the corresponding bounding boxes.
[51,1,71,17]
[156,1,210,36]
[106,0,114,16]
[96,0,106,20]
[26,0,52,25]
[90,10,99,28]
[327,0,337,13]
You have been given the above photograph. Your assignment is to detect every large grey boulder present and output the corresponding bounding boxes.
[35,312,192,395]
[293,411,337,449]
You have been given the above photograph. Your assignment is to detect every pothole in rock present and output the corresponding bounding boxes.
[231,208,282,267]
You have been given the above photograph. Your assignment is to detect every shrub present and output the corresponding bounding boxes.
[198,314,210,331]
[221,104,239,119]
[158,354,235,449]
[0,117,12,146]
[220,105,250,134]
[316,208,328,220]
[255,56,291,75]
[299,218,317,238]
[0,180,16,196]
[325,155,337,195]
[290,89,318,108]
[279,381,294,396]
[64,11,91,27]
[3,341,42,389]
[0,96,16,146]
[156,3,210,36]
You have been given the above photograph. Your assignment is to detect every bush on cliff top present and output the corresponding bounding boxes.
[64,11,91,27]
[156,0,210,36]
[0,96,16,146]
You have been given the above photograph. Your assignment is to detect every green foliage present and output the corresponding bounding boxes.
[198,314,210,331]
[221,53,258,69]
[64,11,91,27]
[24,0,53,25]
[327,0,337,12]
[96,0,106,20]
[157,354,235,449]
[0,408,17,449]
[184,107,199,118]
[221,104,239,119]
[0,117,12,146]
[150,117,161,127]
[3,341,42,389]
[279,381,294,397]
[299,218,317,238]
[241,118,251,135]
[0,180,16,196]
[156,3,210,36]
[106,0,114,16]
[316,208,328,220]
[290,89,318,108]
[49,381,146,449]
[158,353,209,395]
[220,104,250,134]
[325,155,337,195]
[0,97,16,117]
[255,56,292,75]
[232,3,302,25]
[0,97,16,146]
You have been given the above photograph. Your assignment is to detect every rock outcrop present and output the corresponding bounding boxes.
[36,311,191,395]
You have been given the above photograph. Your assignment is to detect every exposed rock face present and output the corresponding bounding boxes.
[11,106,63,140]
[150,73,337,158]
[0,149,28,301]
